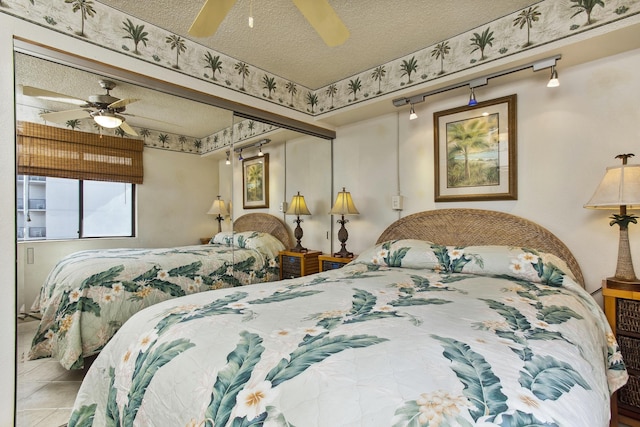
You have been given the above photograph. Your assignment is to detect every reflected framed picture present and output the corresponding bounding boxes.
[434,94,517,202]
[242,154,269,209]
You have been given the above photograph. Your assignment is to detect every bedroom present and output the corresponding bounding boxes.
[3,1,640,425]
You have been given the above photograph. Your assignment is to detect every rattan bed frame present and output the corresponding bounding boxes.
[376,209,584,287]
[233,213,293,249]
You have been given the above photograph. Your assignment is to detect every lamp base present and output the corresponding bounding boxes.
[332,248,354,258]
[606,277,640,290]
[289,244,308,253]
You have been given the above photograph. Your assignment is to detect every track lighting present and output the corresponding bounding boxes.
[468,87,478,106]
[258,145,264,156]
[409,104,417,120]
[238,149,243,161]
[547,65,559,87]
[225,150,231,165]
[392,54,562,110]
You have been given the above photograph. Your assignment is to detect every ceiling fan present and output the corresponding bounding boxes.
[21,80,141,136]
[189,0,349,47]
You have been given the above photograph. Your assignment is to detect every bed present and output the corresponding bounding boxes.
[68,209,627,426]
[28,213,293,370]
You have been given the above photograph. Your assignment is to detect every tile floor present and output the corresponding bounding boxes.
[15,317,635,427]
[16,319,93,427]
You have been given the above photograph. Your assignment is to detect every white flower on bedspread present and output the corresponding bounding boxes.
[156,269,169,280]
[68,289,82,303]
[416,390,472,427]
[448,248,464,260]
[112,282,124,294]
[235,381,276,421]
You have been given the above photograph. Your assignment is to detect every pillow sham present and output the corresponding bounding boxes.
[211,231,285,259]
[354,239,576,286]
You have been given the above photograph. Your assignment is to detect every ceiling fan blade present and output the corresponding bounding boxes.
[108,98,140,109]
[292,0,349,47]
[119,121,139,137]
[21,85,87,106]
[188,0,238,37]
[40,109,92,123]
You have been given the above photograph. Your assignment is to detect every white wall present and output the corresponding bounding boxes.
[331,47,640,297]
[17,149,219,311]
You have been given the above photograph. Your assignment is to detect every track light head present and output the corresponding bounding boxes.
[468,87,478,106]
[547,66,560,88]
[409,105,417,120]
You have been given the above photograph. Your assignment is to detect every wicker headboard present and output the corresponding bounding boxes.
[233,213,293,249]
[376,209,584,287]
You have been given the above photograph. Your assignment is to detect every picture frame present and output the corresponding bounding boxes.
[434,94,517,202]
[242,154,269,209]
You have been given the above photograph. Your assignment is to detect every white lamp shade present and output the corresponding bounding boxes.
[207,198,228,216]
[329,188,359,215]
[286,192,311,216]
[584,164,640,209]
[93,112,124,128]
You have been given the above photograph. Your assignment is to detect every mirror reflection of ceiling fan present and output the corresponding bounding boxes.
[21,80,143,136]
[188,0,349,47]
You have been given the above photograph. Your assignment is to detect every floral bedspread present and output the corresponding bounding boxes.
[30,232,283,369]
[69,241,627,426]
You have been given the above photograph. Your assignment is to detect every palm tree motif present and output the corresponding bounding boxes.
[371,65,386,94]
[222,129,228,145]
[65,119,81,129]
[262,75,277,99]
[325,83,338,109]
[513,6,541,47]
[158,133,169,148]
[470,27,495,61]
[237,121,245,139]
[286,81,297,107]
[115,127,127,137]
[234,62,250,91]
[248,120,256,135]
[447,118,491,182]
[347,77,362,101]
[65,0,96,37]
[570,0,604,25]
[431,41,450,75]
[122,19,148,54]
[139,128,151,142]
[194,139,202,152]
[400,56,418,84]
[213,134,219,148]
[165,34,186,69]
[178,135,187,151]
[204,51,223,81]
[306,91,319,113]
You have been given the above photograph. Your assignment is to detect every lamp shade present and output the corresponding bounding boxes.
[93,111,124,129]
[286,192,311,216]
[584,164,640,209]
[207,196,228,216]
[329,188,359,216]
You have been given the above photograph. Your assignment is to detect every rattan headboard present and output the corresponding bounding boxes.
[376,209,584,287]
[233,213,293,249]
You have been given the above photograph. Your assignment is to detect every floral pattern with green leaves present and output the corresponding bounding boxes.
[70,249,626,426]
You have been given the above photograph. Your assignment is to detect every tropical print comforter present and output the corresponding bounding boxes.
[69,240,627,427]
[30,231,284,369]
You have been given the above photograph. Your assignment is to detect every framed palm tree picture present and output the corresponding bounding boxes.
[434,94,517,202]
[242,154,269,209]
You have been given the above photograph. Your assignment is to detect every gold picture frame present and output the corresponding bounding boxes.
[242,154,269,209]
[434,94,517,202]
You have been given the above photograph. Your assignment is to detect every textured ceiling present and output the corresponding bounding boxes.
[97,0,538,89]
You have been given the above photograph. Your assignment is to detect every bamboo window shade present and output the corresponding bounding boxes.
[16,121,144,184]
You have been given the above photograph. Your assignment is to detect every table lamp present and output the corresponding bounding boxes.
[286,191,311,252]
[584,153,640,285]
[207,195,228,233]
[329,187,359,258]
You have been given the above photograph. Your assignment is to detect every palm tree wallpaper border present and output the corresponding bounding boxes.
[242,154,269,209]
[434,94,517,202]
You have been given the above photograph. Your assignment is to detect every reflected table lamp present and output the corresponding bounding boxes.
[584,153,640,285]
[329,187,359,258]
[286,191,311,252]
[207,195,228,233]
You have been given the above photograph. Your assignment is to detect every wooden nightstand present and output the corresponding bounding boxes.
[319,254,354,272]
[603,279,640,426]
[279,250,321,279]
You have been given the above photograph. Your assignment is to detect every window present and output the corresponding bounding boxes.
[17,175,135,240]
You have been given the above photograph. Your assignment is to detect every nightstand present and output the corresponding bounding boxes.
[200,237,212,244]
[279,250,321,279]
[603,279,640,426]
[319,254,354,272]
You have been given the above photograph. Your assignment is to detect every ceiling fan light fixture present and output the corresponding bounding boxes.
[93,111,124,129]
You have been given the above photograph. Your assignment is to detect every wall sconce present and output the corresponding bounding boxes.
[584,153,640,285]
[207,195,228,233]
[285,191,311,252]
[329,187,359,258]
